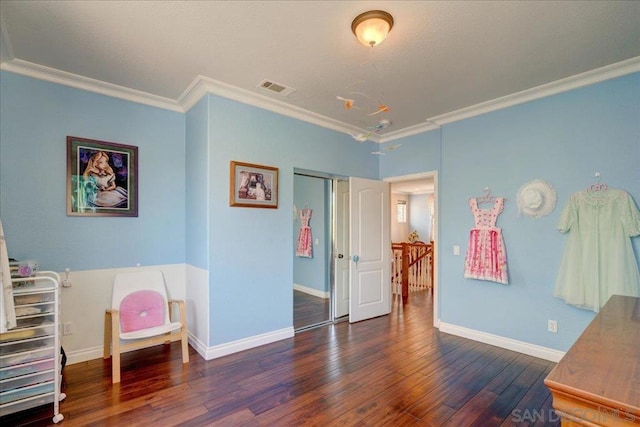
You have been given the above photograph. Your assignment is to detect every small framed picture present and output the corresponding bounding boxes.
[229,161,278,209]
[67,136,138,217]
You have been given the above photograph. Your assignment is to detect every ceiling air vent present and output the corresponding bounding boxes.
[257,79,296,97]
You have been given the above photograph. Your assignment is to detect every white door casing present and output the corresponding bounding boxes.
[334,180,350,318]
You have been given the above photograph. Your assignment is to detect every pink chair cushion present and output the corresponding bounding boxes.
[119,290,165,333]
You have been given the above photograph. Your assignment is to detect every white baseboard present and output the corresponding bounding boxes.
[294,283,329,299]
[66,328,294,365]
[66,322,562,369]
[66,338,195,366]
[65,345,104,366]
[201,327,294,360]
[186,332,208,360]
[438,322,565,363]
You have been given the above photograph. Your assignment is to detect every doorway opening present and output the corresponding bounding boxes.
[293,169,347,332]
[385,171,439,326]
[294,171,419,331]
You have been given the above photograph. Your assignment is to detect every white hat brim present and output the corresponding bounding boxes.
[516,180,557,218]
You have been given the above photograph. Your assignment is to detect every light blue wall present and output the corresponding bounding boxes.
[185,97,209,269]
[409,193,430,242]
[439,73,639,351]
[379,130,442,178]
[2,67,638,356]
[198,94,377,345]
[0,71,186,271]
[380,72,639,352]
[293,174,328,292]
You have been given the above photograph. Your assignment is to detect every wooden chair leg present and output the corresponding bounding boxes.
[103,311,111,359]
[164,301,173,345]
[181,327,189,364]
[178,301,189,364]
[110,311,121,384]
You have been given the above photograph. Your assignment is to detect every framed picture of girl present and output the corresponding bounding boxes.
[229,161,278,209]
[67,136,138,217]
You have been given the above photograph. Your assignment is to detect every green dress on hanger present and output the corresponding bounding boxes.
[554,188,640,312]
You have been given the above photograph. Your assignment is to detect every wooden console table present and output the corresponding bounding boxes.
[544,295,640,426]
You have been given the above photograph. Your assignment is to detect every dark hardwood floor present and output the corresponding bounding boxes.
[293,290,330,330]
[1,291,559,426]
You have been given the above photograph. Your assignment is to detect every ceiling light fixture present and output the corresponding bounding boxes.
[351,10,394,47]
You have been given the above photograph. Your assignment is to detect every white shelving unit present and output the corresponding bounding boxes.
[0,272,65,423]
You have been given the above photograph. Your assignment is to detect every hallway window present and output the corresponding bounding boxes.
[397,200,407,223]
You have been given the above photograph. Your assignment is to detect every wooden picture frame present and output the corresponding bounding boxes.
[229,161,278,209]
[67,136,138,217]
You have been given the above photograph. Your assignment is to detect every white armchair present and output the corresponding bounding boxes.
[103,270,189,383]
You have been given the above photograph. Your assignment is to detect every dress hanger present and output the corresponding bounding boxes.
[588,172,608,192]
[476,187,496,204]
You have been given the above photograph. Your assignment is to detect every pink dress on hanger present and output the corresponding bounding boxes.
[296,208,313,258]
[464,198,509,284]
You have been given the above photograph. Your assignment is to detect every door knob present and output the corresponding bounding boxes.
[338,254,344,258]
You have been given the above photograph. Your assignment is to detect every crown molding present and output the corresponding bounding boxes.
[0,14,15,62]
[178,75,365,136]
[428,56,640,126]
[378,120,441,143]
[375,56,640,143]
[1,55,637,141]
[0,59,183,112]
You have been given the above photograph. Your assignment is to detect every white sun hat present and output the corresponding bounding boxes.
[516,179,557,218]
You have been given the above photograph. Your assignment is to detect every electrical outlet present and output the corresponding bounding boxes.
[547,320,558,333]
[63,322,73,335]
[61,268,72,287]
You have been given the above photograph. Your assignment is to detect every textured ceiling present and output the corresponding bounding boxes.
[391,179,434,195]
[1,1,639,140]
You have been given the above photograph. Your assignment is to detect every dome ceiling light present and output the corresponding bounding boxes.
[351,10,394,47]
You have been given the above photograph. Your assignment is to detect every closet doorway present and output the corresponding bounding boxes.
[293,170,347,331]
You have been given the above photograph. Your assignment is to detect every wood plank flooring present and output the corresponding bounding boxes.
[1,291,559,426]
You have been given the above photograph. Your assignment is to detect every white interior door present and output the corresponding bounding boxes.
[349,177,391,323]
[334,180,350,318]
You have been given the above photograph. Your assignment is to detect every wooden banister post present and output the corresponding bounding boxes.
[430,241,434,291]
[402,242,409,303]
